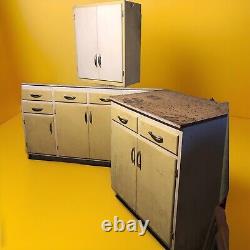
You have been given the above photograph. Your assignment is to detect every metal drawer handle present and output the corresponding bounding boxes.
[98,54,102,68]
[32,108,43,112]
[64,95,76,100]
[84,112,88,124]
[99,97,111,103]
[89,111,92,124]
[94,54,98,67]
[131,147,135,165]
[30,94,42,98]
[148,131,164,143]
[118,116,128,125]
[136,151,141,170]
[49,123,53,134]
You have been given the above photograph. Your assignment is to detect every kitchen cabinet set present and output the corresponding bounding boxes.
[20,1,230,249]
[21,84,148,166]
[110,90,229,250]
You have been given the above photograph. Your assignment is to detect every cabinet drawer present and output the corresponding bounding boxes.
[89,92,123,105]
[111,104,137,132]
[22,101,54,114]
[138,116,179,155]
[22,86,53,101]
[54,87,87,103]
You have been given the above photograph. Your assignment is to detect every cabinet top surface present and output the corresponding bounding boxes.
[111,90,229,128]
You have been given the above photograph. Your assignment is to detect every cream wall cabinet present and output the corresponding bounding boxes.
[111,90,229,250]
[21,84,149,165]
[74,1,141,86]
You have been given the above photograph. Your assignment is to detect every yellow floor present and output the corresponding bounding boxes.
[0,115,249,250]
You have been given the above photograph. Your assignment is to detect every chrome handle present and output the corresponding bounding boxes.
[32,108,43,112]
[84,112,88,124]
[136,151,141,170]
[131,147,135,165]
[118,116,128,125]
[30,94,42,98]
[148,131,163,144]
[94,54,98,67]
[89,112,92,124]
[99,97,111,103]
[64,95,76,101]
[49,123,53,134]
[98,55,102,68]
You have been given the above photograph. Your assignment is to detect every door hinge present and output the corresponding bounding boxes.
[23,120,25,124]
[121,10,124,18]
[171,232,175,240]
[57,145,59,150]
[175,168,179,178]
[122,70,125,77]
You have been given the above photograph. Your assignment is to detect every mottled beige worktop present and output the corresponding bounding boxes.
[111,89,229,128]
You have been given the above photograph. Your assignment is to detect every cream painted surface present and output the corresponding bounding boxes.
[22,100,54,115]
[89,105,111,160]
[111,121,137,211]
[23,113,56,155]
[54,87,87,103]
[74,6,99,80]
[55,103,89,158]
[138,116,180,155]
[22,85,53,101]
[97,3,123,82]
[136,137,177,246]
[111,103,138,132]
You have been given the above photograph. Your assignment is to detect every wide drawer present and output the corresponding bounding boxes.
[138,116,179,155]
[22,101,54,114]
[89,92,123,105]
[111,104,138,132]
[22,86,53,101]
[54,87,87,103]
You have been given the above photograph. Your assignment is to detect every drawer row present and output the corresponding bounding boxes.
[22,85,146,104]
[111,103,180,156]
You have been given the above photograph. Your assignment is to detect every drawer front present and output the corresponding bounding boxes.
[22,86,53,101]
[138,116,179,155]
[89,92,122,105]
[22,101,54,114]
[111,104,138,132]
[54,88,87,103]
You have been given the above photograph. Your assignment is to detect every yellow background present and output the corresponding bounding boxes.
[0,0,249,249]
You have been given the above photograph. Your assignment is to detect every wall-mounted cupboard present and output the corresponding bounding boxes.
[74,1,141,86]
[21,84,149,165]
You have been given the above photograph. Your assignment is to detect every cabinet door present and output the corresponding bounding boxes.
[137,137,177,246]
[111,121,137,210]
[24,114,56,155]
[89,105,111,161]
[97,4,123,82]
[75,7,99,80]
[55,103,89,158]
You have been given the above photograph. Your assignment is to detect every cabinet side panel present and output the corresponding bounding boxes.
[125,1,141,85]
[174,117,228,250]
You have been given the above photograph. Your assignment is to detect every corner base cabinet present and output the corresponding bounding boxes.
[21,84,150,166]
[110,90,229,250]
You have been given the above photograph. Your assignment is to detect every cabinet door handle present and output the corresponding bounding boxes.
[32,107,43,112]
[30,94,42,98]
[131,147,136,165]
[64,95,76,101]
[94,54,98,67]
[99,97,111,103]
[118,116,128,125]
[89,112,92,124]
[148,131,164,143]
[136,151,141,170]
[49,122,53,134]
[84,112,88,124]
[98,54,102,68]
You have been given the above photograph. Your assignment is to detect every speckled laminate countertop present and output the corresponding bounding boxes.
[111,89,229,128]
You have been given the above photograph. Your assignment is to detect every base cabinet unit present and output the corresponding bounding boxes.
[111,90,229,250]
[23,114,57,156]
[21,84,151,165]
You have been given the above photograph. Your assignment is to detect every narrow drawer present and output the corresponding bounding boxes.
[54,87,87,103]
[89,92,122,105]
[138,116,179,155]
[22,86,53,101]
[22,101,54,114]
[111,104,138,132]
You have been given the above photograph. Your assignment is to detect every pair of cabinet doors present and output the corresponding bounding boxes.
[24,104,111,161]
[111,121,177,246]
[75,3,123,82]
